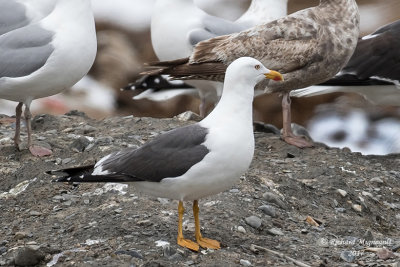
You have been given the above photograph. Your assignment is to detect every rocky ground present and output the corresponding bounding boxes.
[0,111,399,267]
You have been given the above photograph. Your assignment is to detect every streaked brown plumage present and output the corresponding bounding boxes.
[145,0,360,147]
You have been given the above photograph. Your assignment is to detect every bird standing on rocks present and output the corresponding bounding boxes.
[49,57,284,251]
[144,0,360,148]
[0,0,97,156]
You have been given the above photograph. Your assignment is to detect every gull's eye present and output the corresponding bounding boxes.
[255,64,261,70]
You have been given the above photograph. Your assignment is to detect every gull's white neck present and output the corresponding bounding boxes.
[236,0,288,26]
[201,76,256,128]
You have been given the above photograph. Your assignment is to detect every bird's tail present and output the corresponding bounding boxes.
[123,74,194,92]
[141,57,227,81]
[48,165,130,183]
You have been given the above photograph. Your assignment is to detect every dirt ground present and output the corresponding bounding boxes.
[0,112,399,266]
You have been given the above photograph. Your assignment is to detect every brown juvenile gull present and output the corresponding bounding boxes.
[143,0,360,148]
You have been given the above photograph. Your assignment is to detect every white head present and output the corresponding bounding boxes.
[202,57,283,126]
[225,57,283,89]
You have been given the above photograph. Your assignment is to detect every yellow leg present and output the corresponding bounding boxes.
[177,201,199,251]
[193,200,221,249]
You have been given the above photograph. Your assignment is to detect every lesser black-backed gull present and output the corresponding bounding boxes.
[144,0,360,148]
[291,19,400,106]
[0,0,97,156]
[149,0,288,117]
[49,57,283,251]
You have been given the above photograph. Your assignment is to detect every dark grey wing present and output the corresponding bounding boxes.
[341,20,400,81]
[0,24,54,78]
[0,0,30,35]
[98,124,209,182]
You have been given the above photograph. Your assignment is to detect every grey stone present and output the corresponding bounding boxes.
[115,250,143,259]
[176,111,202,122]
[262,192,287,210]
[95,136,114,145]
[82,125,97,134]
[70,137,91,152]
[29,211,41,216]
[0,246,7,254]
[370,177,384,184]
[340,251,355,263]
[61,158,73,165]
[245,216,262,229]
[337,189,348,197]
[14,232,29,240]
[157,198,169,205]
[362,229,374,241]
[240,259,252,266]
[267,228,284,236]
[335,208,346,213]
[14,247,44,266]
[258,205,277,217]
[237,226,246,233]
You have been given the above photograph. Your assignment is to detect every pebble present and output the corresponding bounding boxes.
[85,143,95,151]
[14,232,29,240]
[262,192,287,210]
[82,125,97,134]
[114,208,123,214]
[229,189,240,193]
[240,259,252,266]
[13,247,44,266]
[352,204,362,212]
[333,199,338,207]
[370,177,384,184]
[361,191,373,198]
[115,250,143,259]
[237,226,246,233]
[363,229,374,241]
[335,208,346,213]
[267,228,284,236]
[258,205,277,217]
[340,250,355,263]
[0,246,7,254]
[70,137,91,152]
[157,198,169,205]
[29,211,41,216]
[337,189,348,197]
[184,260,195,266]
[95,136,114,145]
[245,216,262,229]
[176,111,202,122]
[61,158,73,165]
